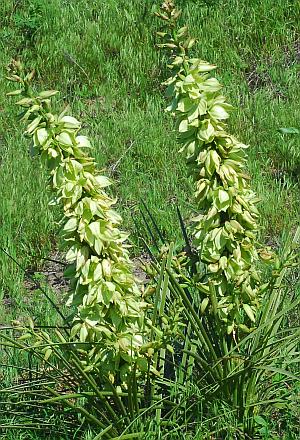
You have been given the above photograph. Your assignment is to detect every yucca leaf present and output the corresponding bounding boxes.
[141,199,166,245]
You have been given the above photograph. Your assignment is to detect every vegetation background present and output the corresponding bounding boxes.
[0,0,299,438]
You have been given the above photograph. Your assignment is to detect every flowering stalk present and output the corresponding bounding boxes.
[7,61,147,380]
[156,2,273,334]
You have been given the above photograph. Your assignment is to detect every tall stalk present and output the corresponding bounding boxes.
[155,1,274,337]
[6,61,148,381]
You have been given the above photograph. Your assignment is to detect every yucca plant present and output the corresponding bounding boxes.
[1,60,184,438]
[153,1,300,436]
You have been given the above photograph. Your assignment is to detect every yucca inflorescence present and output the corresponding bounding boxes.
[7,61,147,380]
[156,1,272,335]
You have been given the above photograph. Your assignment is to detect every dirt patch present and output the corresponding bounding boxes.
[244,36,300,96]
[22,250,151,297]
[245,62,286,98]
[295,40,300,62]
[283,38,300,68]
[245,64,271,91]
[132,253,151,285]
[1,249,151,324]
[24,251,68,295]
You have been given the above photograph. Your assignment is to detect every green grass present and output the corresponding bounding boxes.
[0,0,299,438]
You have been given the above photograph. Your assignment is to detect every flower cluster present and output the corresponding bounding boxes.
[7,61,147,379]
[156,2,270,333]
